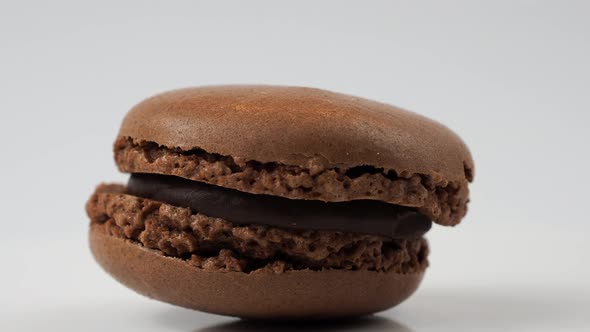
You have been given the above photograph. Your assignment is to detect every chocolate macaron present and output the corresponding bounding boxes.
[86,85,474,318]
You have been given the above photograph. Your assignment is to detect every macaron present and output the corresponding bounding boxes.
[86,85,474,319]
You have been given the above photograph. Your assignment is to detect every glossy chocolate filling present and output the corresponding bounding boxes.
[127,173,432,239]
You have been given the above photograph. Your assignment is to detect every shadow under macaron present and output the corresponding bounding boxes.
[196,315,413,332]
[153,307,413,332]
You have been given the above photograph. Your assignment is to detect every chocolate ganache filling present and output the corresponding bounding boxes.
[127,173,432,239]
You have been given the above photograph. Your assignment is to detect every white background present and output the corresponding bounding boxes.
[1,1,589,331]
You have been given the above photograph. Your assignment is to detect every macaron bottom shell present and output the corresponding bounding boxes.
[90,223,424,319]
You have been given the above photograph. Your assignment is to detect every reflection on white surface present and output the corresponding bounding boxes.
[399,287,590,331]
[5,287,590,332]
[148,288,590,331]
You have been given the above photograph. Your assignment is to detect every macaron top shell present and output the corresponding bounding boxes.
[119,85,474,183]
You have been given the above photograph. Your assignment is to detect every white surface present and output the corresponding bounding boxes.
[1,1,590,331]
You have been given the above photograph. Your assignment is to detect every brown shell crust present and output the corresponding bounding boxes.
[118,85,474,183]
[115,137,470,226]
[86,184,429,274]
[90,224,425,318]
